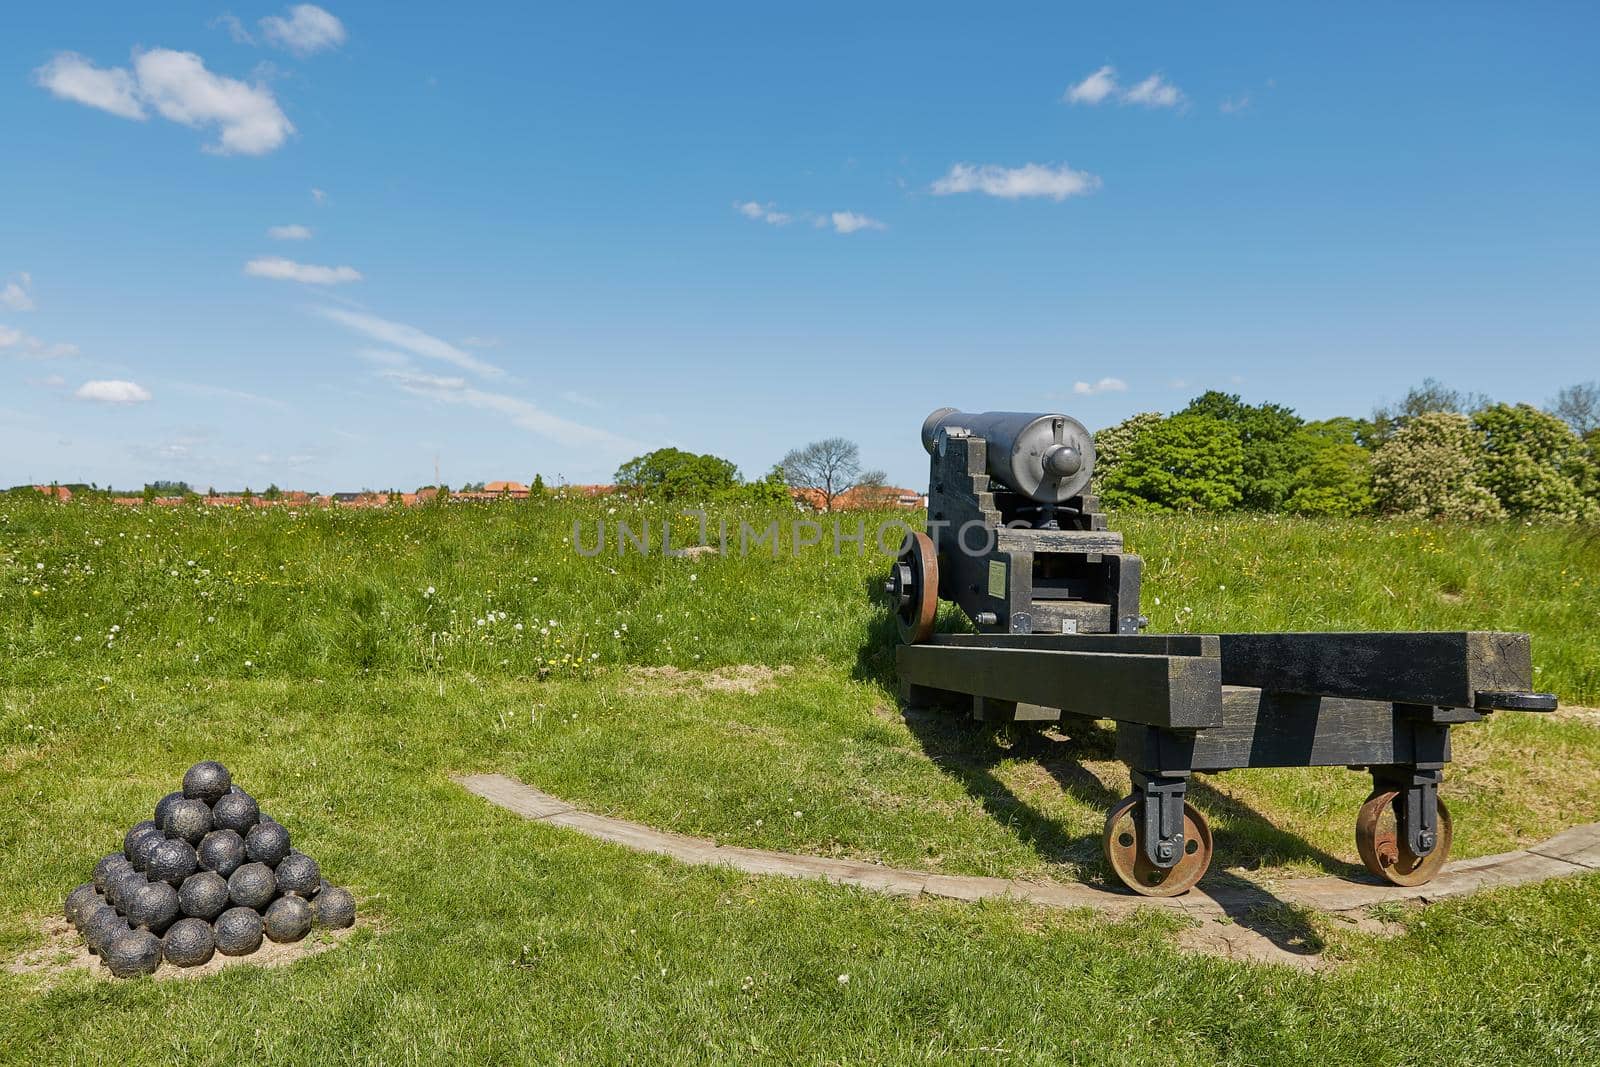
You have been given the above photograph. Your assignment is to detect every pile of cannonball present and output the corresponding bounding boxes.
[63,761,356,978]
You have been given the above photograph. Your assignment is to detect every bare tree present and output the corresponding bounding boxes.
[1551,381,1600,438]
[781,438,887,511]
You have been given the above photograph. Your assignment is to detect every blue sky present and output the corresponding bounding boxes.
[3,2,1597,492]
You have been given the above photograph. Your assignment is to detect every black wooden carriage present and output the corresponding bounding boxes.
[886,409,1557,895]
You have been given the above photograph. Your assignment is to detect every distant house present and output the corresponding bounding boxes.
[789,485,925,511]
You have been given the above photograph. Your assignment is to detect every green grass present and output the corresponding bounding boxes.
[2,499,1598,1064]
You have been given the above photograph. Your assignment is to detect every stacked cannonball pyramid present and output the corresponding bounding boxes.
[63,761,356,978]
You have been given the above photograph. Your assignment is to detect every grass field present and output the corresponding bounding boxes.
[2,498,1598,1063]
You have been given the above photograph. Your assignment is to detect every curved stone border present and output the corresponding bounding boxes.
[455,773,1600,963]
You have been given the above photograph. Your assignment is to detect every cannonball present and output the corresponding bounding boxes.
[132,829,166,873]
[182,760,231,803]
[162,797,213,844]
[124,879,180,934]
[245,821,291,867]
[105,866,147,910]
[66,883,101,925]
[228,861,277,910]
[211,790,260,834]
[153,790,184,827]
[82,904,129,955]
[162,917,215,967]
[93,852,132,893]
[178,871,231,920]
[275,853,321,897]
[263,895,313,943]
[124,820,162,861]
[312,886,356,929]
[104,928,162,978]
[147,838,197,886]
[315,877,331,897]
[213,907,263,956]
[198,829,247,877]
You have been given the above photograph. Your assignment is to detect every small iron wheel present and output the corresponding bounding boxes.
[1355,790,1453,887]
[885,531,938,644]
[1102,795,1213,897]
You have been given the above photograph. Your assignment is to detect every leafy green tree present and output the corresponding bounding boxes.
[1285,442,1374,516]
[1091,412,1164,496]
[615,447,741,500]
[530,473,546,495]
[1099,414,1244,512]
[1472,403,1598,521]
[1180,391,1305,509]
[740,465,793,507]
[1371,412,1503,520]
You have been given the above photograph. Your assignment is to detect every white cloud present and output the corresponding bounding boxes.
[38,49,295,155]
[1072,377,1128,396]
[134,49,294,155]
[259,5,348,57]
[931,162,1101,201]
[734,200,792,226]
[311,187,328,204]
[1,274,35,312]
[460,335,501,349]
[245,256,362,284]
[561,389,603,409]
[1064,65,1186,109]
[0,323,78,359]
[267,224,313,240]
[1065,65,1117,105]
[377,367,639,452]
[1220,94,1250,115]
[34,53,147,120]
[1123,73,1184,109]
[830,211,886,234]
[172,382,289,410]
[75,379,151,404]
[319,308,504,378]
[214,14,256,45]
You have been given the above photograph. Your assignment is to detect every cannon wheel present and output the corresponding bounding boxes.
[1355,791,1453,886]
[1102,795,1213,897]
[887,531,938,644]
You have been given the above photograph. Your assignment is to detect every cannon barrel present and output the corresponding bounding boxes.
[921,408,1095,503]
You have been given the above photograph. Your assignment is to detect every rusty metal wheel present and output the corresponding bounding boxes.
[1102,795,1213,897]
[885,531,938,644]
[1355,791,1453,886]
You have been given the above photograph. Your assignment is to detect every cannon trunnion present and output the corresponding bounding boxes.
[888,408,1557,896]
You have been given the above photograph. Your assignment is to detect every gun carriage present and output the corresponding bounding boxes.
[885,408,1557,896]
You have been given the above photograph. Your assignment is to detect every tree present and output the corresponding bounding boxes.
[1371,378,1489,442]
[1472,403,1598,521]
[1091,412,1164,496]
[531,473,546,495]
[1371,412,1503,520]
[1550,381,1600,439]
[615,448,741,500]
[1099,414,1245,512]
[741,465,793,507]
[1285,443,1374,516]
[781,438,885,512]
[1180,391,1306,510]
[264,484,282,501]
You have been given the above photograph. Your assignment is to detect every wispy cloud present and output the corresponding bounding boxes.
[267,224,313,240]
[561,389,603,409]
[0,323,78,359]
[734,201,792,226]
[319,308,504,378]
[1064,65,1186,110]
[1072,377,1128,396]
[35,48,295,155]
[311,187,328,205]
[1220,94,1250,115]
[829,211,886,234]
[172,382,290,411]
[259,5,348,57]
[1,273,35,312]
[460,335,501,349]
[75,379,151,404]
[377,367,639,452]
[245,256,362,284]
[931,162,1101,201]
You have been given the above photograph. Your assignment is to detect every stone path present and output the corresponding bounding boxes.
[454,772,1600,968]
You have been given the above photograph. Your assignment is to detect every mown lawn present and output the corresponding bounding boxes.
[2,499,1598,1064]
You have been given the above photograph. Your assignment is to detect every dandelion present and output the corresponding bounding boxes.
[689,574,698,582]
[514,622,524,632]
[110,625,121,634]
[425,586,436,596]
[837,974,850,985]
[35,562,44,570]
[244,660,253,668]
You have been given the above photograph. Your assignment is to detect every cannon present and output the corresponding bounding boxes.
[886,407,1557,895]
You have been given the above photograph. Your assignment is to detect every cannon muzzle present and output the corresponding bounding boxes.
[921,408,1096,503]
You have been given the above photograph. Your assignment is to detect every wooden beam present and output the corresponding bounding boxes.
[1216,631,1532,708]
[897,644,1221,728]
[926,632,1218,657]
